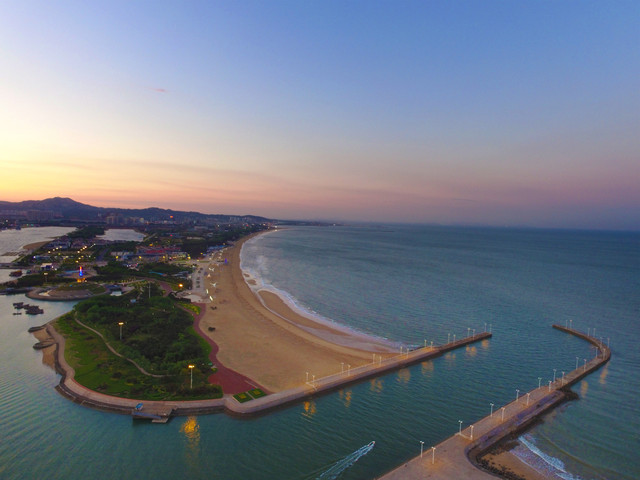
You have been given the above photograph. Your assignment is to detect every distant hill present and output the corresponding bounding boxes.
[0,197,272,225]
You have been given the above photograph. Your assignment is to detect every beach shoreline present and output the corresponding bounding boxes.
[196,231,398,392]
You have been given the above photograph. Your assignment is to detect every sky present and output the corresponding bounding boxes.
[0,1,638,230]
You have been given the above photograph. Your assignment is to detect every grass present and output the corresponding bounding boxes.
[248,388,266,399]
[54,313,223,401]
[56,282,106,294]
[233,388,267,403]
[233,392,253,403]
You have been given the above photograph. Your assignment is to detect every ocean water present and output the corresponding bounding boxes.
[0,225,638,480]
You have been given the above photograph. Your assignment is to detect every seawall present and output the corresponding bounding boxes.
[37,320,492,418]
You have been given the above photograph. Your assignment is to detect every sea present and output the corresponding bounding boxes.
[0,225,638,480]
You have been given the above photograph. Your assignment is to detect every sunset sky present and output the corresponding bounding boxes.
[1,1,638,229]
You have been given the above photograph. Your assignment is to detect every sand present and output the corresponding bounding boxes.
[32,328,56,369]
[22,241,50,251]
[481,449,552,480]
[197,233,397,392]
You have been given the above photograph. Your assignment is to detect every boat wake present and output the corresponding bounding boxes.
[315,441,375,480]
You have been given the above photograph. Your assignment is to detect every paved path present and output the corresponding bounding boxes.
[376,325,611,479]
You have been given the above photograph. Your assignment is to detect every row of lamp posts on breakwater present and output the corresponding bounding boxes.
[419,323,607,468]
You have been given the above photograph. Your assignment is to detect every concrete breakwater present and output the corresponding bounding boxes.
[376,325,611,480]
[36,320,492,417]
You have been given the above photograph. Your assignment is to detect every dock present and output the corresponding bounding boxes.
[376,325,611,479]
[131,404,175,423]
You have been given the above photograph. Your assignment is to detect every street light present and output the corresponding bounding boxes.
[448,333,451,344]
[548,380,552,392]
[516,389,520,402]
[420,441,424,458]
[470,425,474,440]
[467,327,470,337]
[526,392,531,406]
[118,322,124,340]
[490,403,494,417]
[553,369,557,383]
[431,446,436,464]
[188,364,195,389]
[458,420,463,434]
[538,377,542,389]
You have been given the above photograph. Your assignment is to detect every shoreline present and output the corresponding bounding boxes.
[196,232,399,392]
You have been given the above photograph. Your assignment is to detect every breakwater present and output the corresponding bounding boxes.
[376,325,611,479]
[36,321,491,417]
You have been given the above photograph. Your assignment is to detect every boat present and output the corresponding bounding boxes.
[9,270,23,277]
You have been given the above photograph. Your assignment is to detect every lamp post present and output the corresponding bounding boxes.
[467,327,470,337]
[553,369,557,383]
[470,425,474,440]
[548,380,552,392]
[188,364,194,389]
[490,403,494,417]
[501,407,505,421]
[431,446,436,464]
[458,420,463,435]
[118,321,124,340]
[453,334,456,342]
[420,441,424,458]
[569,319,572,329]
[306,371,309,382]
[526,392,531,406]
[584,358,587,371]
[562,371,565,385]
[538,377,542,388]
[472,329,475,338]
[516,389,520,402]
[448,333,451,344]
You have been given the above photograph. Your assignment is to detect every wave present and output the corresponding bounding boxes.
[516,434,590,480]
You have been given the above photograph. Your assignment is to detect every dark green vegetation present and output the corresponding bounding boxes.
[67,225,105,239]
[58,287,222,400]
[233,388,266,403]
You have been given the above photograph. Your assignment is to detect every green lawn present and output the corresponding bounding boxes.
[55,313,222,401]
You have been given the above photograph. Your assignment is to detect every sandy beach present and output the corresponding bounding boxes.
[197,233,397,392]
[479,442,552,480]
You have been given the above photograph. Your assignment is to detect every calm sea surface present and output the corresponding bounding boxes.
[1,225,638,480]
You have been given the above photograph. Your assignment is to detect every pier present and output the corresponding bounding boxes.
[376,325,611,479]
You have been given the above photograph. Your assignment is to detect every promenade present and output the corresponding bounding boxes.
[40,321,492,417]
[376,326,611,479]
